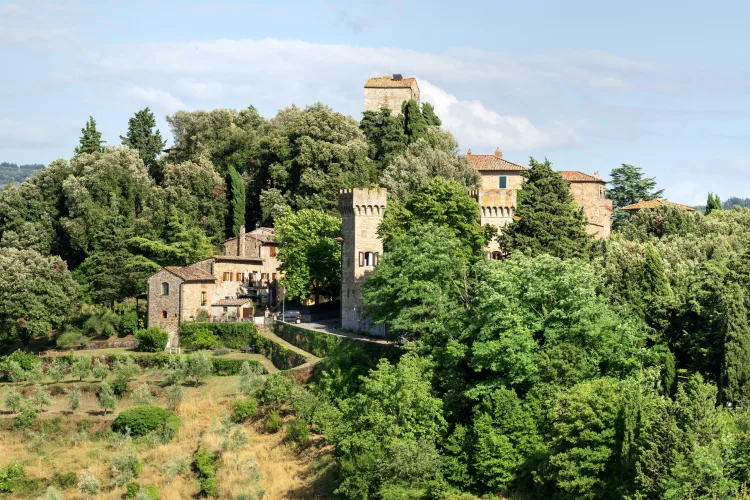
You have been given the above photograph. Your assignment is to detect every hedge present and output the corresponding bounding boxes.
[112,405,180,438]
[180,323,307,370]
[37,353,266,376]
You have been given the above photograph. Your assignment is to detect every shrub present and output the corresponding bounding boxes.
[98,381,117,415]
[56,332,88,350]
[13,409,37,429]
[126,481,140,498]
[38,485,62,500]
[163,457,188,484]
[259,373,294,409]
[2,349,41,371]
[165,385,183,411]
[238,361,264,395]
[5,361,25,382]
[286,418,310,446]
[71,358,90,381]
[110,447,142,486]
[4,388,23,413]
[112,380,128,397]
[67,385,81,414]
[265,410,281,433]
[193,448,219,497]
[78,468,101,497]
[51,471,78,489]
[231,397,259,423]
[92,359,110,381]
[121,309,139,336]
[131,383,153,406]
[139,484,159,500]
[114,357,141,383]
[181,322,257,350]
[135,327,169,352]
[187,351,213,385]
[112,406,180,439]
[200,477,218,498]
[46,362,67,383]
[192,328,219,350]
[0,461,25,493]
[30,384,52,412]
[213,347,231,356]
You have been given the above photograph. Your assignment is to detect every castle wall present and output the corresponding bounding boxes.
[480,171,525,191]
[339,188,387,336]
[364,86,419,115]
[568,182,613,239]
[147,270,183,343]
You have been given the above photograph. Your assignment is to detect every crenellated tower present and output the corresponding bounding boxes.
[338,188,388,336]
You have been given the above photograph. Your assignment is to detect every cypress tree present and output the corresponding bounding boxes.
[500,157,590,259]
[720,282,750,403]
[402,99,428,143]
[120,107,166,181]
[74,116,105,156]
[705,192,722,215]
[643,244,673,331]
[360,108,407,169]
[227,166,246,236]
[421,102,442,126]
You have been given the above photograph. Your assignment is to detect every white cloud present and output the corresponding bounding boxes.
[122,87,185,113]
[0,3,73,47]
[419,80,579,151]
[0,120,58,149]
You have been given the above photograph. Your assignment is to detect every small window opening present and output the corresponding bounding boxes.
[161,282,169,295]
[499,176,507,189]
[161,310,168,319]
[200,291,207,306]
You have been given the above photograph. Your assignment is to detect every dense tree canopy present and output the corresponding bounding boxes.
[608,164,664,229]
[120,107,166,181]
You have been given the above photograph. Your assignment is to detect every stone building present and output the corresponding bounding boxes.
[338,188,387,336]
[466,148,613,250]
[146,225,281,347]
[364,74,420,115]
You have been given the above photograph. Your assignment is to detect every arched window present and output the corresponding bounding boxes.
[359,252,378,267]
[161,282,169,295]
[491,251,502,260]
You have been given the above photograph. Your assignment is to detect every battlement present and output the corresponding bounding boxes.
[469,188,517,208]
[338,188,388,217]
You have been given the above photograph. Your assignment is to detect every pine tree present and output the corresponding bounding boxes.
[120,107,166,181]
[402,99,428,143]
[720,282,750,403]
[705,192,723,215]
[421,102,442,126]
[501,157,590,259]
[74,116,105,156]
[608,164,663,229]
[227,166,246,237]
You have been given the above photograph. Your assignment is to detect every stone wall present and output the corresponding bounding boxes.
[339,188,388,336]
[364,86,419,115]
[568,182,613,239]
[147,269,183,339]
[479,171,525,191]
[181,281,215,322]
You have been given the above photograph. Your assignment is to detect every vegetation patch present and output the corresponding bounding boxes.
[112,405,180,439]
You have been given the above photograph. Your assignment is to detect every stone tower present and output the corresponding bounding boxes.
[338,188,387,336]
[364,74,420,115]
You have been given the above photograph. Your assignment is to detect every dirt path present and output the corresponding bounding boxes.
[290,319,393,345]
[256,325,321,371]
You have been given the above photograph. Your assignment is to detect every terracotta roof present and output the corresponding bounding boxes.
[559,171,604,183]
[621,199,695,212]
[212,298,252,307]
[364,76,417,88]
[164,266,215,282]
[212,255,264,263]
[466,150,527,172]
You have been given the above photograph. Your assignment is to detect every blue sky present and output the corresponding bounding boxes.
[3,0,750,204]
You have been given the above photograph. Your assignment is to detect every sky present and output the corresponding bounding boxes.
[2,0,750,204]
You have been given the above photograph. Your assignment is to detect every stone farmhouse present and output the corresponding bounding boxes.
[146,225,281,346]
[364,75,420,115]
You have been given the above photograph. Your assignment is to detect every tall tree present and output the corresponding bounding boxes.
[705,192,723,215]
[227,166,246,237]
[501,157,590,259]
[607,164,663,229]
[120,107,166,181]
[275,209,341,304]
[402,99,428,144]
[720,282,750,403]
[74,116,105,156]
[421,102,442,127]
[359,108,408,170]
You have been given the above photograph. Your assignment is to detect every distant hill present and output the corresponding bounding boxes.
[0,162,45,188]
[724,197,750,209]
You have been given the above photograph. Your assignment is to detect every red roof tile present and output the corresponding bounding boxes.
[164,266,215,282]
[559,171,604,182]
[621,199,695,211]
[467,151,527,172]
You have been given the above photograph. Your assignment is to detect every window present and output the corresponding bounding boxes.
[222,272,230,282]
[270,246,277,257]
[236,272,242,281]
[161,282,169,295]
[272,273,277,280]
[200,291,207,306]
[499,176,507,189]
[161,310,168,319]
[491,251,502,260]
[363,252,376,267]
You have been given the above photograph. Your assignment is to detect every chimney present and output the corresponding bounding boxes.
[467,149,472,155]
[593,171,601,180]
[494,148,503,159]
[392,73,403,81]
[238,224,246,256]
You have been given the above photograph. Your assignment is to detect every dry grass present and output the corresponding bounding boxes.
[0,372,337,499]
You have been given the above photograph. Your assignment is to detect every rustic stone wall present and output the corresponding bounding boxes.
[147,269,183,339]
[364,86,419,115]
[181,282,215,322]
[568,182,613,239]
[339,188,387,336]
[479,171,525,191]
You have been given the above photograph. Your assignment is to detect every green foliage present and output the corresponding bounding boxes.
[56,331,88,350]
[265,410,282,433]
[231,397,259,423]
[181,322,257,350]
[131,383,153,406]
[4,388,23,413]
[187,351,213,385]
[191,328,219,350]
[110,447,142,486]
[71,357,91,381]
[706,192,723,215]
[77,468,101,496]
[92,359,109,381]
[121,309,139,336]
[98,381,117,414]
[421,102,442,126]
[112,406,180,439]
[67,385,81,413]
[501,157,590,258]
[360,107,407,169]
[238,361,264,395]
[13,409,37,429]
[274,321,341,357]
[227,166,246,236]
[30,383,52,412]
[0,248,78,348]
[125,481,140,498]
[275,208,341,303]
[286,418,310,446]
[120,107,166,180]
[165,385,183,410]
[259,373,294,409]
[0,162,44,187]
[51,471,78,488]
[74,116,105,156]
[402,99,428,143]
[46,361,66,383]
[114,357,141,383]
[193,448,220,497]
[608,163,664,228]
[135,327,169,352]
[0,461,26,493]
